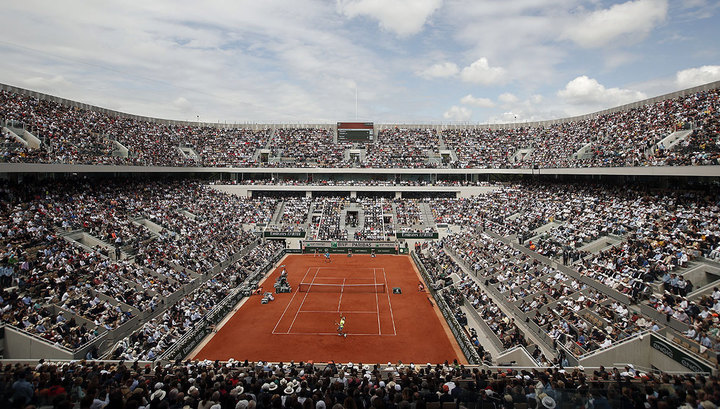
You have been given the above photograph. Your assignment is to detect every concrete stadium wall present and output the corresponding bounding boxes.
[3,326,73,360]
[577,335,703,373]
[1,163,719,177]
[495,346,538,367]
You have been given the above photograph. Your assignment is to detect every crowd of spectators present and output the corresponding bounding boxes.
[364,128,439,168]
[394,200,423,229]
[354,199,394,241]
[4,358,720,409]
[211,179,492,187]
[428,181,720,357]
[266,198,312,232]
[312,198,348,241]
[441,228,659,360]
[109,240,284,362]
[2,170,720,399]
[2,86,719,168]
[0,178,280,356]
[267,128,349,168]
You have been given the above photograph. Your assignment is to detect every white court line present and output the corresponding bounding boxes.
[298,310,378,314]
[272,267,313,334]
[373,268,381,335]
[286,267,321,334]
[337,278,346,312]
[279,332,398,336]
[383,268,397,335]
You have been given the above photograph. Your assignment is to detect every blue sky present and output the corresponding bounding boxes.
[0,0,718,124]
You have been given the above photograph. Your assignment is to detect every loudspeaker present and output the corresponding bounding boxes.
[392,287,402,294]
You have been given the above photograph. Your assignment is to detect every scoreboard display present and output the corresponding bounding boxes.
[337,122,374,142]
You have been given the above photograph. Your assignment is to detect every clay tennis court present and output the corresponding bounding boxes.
[192,254,465,364]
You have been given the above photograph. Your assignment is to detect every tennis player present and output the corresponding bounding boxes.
[324,251,331,263]
[336,315,347,337]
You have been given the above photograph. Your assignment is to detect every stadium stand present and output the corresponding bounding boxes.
[1,82,719,168]
[1,82,720,409]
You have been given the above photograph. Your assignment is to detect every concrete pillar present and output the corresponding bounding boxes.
[395,192,401,199]
[351,191,357,199]
[306,191,312,198]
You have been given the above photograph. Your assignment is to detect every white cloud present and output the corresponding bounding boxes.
[443,105,472,121]
[460,94,495,108]
[604,51,639,69]
[498,92,518,104]
[0,1,412,122]
[21,75,72,94]
[557,76,646,106]
[337,0,442,36]
[173,97,193,113]
[0,0,712,124]
[416,62,458,79]
[562,0,668,48]
[460,58,507,85]
[676,65,720,88]
[488,111,523,124]
[529,94,543,104]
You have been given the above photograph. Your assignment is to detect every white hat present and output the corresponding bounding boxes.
[284,386,294,395]
[541,396,556,409]
[236,400,249,409]
[151,389,166,401]
[268,383,278,391]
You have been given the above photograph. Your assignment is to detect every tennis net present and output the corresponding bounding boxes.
[297,282,386,293]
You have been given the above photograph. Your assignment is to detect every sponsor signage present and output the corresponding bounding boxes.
[263,231,305,238]
[304,241,397,249]
[650,334,714,373]
[396,232,438,239]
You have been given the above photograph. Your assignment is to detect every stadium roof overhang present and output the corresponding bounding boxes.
[1,163,720,177]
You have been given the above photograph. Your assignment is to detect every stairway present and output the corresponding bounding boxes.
[419,202,435,226]
[270,201,285,225]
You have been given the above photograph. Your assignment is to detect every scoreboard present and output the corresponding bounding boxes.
[337,122,374,142]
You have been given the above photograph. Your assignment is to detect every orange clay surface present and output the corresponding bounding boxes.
[193,254,465,364]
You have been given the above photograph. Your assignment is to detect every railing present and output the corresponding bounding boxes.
[577,328,652,360]
[159,247,284,361]
[462,300,504,353]
[411,251,481,364]
[443,243,559,357]
[160,287,246,361]
[5,324,75,353]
